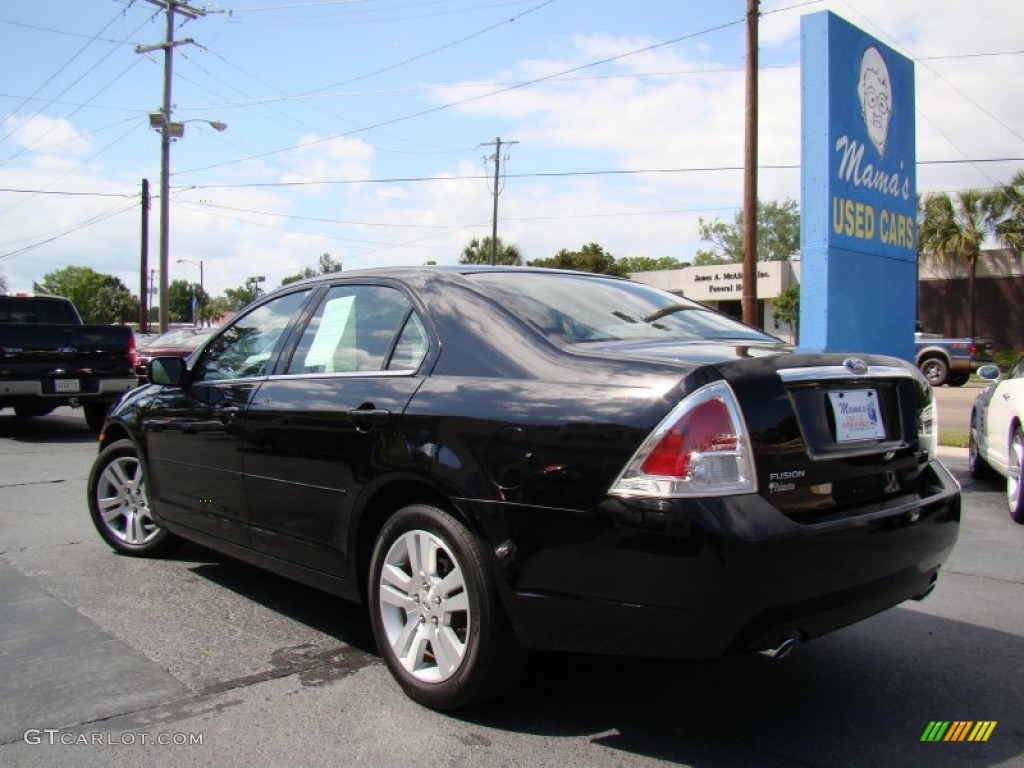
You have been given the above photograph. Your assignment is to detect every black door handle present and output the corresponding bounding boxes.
[347,405,391,429]
[216,405,241,424]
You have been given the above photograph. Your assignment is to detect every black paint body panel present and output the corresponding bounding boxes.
[97,267,960,658]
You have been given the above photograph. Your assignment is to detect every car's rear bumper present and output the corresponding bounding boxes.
[482,459,960,658]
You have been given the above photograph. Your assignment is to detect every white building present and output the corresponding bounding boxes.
[630,260,801,343]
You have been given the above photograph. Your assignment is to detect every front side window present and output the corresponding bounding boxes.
[194,290,309,381]
[286,285,425,375]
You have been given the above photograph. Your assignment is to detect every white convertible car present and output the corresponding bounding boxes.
[970,358,1024,523]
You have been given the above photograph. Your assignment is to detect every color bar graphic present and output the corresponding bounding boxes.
[921,721,997,742]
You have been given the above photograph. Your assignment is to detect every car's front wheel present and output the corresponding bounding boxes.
[1009,426,1024,524]
[87,439,180,556]
[368,504,526,710]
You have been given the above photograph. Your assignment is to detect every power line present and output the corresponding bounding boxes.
[174,16,747,177]
[178,157,1024,191]
[0,201,138,262]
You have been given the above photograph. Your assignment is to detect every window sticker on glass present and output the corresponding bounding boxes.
[304,295,354,371]
[828,389,885,443]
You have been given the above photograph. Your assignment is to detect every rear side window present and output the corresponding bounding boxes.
[468,272,783,345]
[286,285,426,374]
[0,297,80,324]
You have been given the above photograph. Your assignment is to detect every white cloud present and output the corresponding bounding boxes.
[1,114,92,157]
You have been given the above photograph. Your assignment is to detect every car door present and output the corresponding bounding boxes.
[242,282,433,577]
[141,289,312,545]
[985,357,1024,470]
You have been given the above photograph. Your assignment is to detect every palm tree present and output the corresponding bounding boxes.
[460,236,523,266]
[917,187,1015,338]
[992,170,1024,256]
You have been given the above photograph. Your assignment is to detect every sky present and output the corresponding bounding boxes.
[1,0,1022,300]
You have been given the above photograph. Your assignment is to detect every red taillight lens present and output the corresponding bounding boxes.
[609,381,755,498]
[640,399,738,477]
[128,334,140,368]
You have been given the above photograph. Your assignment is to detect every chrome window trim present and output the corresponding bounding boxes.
[778,365,915,383]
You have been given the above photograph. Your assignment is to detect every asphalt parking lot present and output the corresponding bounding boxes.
[0,406,1021,768]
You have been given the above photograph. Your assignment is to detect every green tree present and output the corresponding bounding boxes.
[203,296,233,324]
[695,198,800,264]
[616,256,688,273]
[167,279,210,324]
[993,170,1024,257]
[38,266,137,323]
[281,252,342,286]
[0,273,7,293]
[918,185,1021,338]
[460,236,523,265]
[90,285,140,324]
[771,285,800,343]
[224,285,258,310]
[528,242,627,275]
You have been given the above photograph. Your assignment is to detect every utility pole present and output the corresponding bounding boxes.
[136,0,206,333]
[742,0,760,327]
[139,178,150,333]
[481,136,518,266]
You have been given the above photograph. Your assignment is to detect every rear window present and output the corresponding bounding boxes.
[467,272,782,345]
[0,297,80,324]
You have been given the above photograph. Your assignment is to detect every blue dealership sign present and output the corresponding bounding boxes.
[800,12,916,359]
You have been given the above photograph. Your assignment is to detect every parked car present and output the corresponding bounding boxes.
[134,327,214,382]
[0,293,137,430]
[970,359,1024,522]
[914,323,994,387]
[87,267,960,710]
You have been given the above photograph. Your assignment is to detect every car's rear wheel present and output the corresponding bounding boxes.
[87,439,180,556]
[368,503,526,710]
[947,372,970,387]
[968,409,995,480]
[919,357,949,387]
[1008,426,1024,524]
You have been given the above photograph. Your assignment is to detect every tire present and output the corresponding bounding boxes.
[948,373,970,387]
[1008,426,1024,525]
[87,439,180,556]
[919,357,949,387]
[368,504,526,710]
[968,409,996,480]
[83,402,110,432]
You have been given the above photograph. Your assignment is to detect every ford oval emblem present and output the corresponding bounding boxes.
[843,357,869,375]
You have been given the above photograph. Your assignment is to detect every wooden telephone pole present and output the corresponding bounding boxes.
[742,0,760,327]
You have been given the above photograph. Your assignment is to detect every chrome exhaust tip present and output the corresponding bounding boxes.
[758,636,799,660]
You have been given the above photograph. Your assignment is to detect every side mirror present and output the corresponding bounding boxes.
[976,364,1001,381]
[149,357,188,387]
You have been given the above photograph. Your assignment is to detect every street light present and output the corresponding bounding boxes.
[246,275,265,302]
[176,258,204,326]
[148,113,226,332]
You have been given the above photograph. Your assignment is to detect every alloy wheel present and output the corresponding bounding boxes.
[377,529,471,683]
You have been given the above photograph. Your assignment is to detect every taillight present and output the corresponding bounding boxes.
[128,334,140,368]
[609,381,756,498]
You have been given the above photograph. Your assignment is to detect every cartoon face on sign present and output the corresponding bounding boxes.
[858,46,892,156]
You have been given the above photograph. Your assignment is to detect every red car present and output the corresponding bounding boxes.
[134,328,214,382]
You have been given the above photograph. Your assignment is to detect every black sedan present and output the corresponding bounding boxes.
[87,267,960,710]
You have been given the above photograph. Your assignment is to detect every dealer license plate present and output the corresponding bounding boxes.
[54,379,81,393]
[828,389,885,443]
